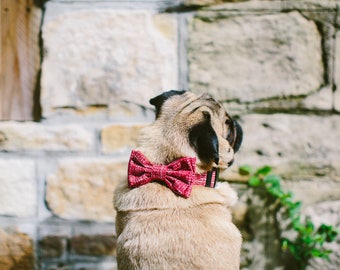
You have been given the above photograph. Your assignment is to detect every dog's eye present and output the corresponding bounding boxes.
[226,119,234,144]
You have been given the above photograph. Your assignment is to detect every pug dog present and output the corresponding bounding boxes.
[114,90,243,270]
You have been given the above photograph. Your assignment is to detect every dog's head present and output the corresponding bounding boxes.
[142,90,242,173]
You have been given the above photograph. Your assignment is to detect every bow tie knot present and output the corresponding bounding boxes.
[150,164,167,181]
[127,150,198,198]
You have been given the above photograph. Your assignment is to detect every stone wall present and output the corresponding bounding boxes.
[0,0,339,269]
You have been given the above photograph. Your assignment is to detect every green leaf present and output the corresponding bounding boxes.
[263,174,281,186]
[288,202,302,217]
[255,165,272,177]
[248,176,262,187]
[305,218,315,232]
[317,224,339,242]
[326,229,339,242]
[267,186,284,197]
[310,248,331,259]
[239,165,254,176]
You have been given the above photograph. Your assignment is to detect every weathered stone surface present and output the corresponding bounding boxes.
[235,187,283,269]
[46,158,127,222]
[39,236,67,259]
[334,32,340,112]
[0,122,94,151]
[43,262,71,270]
[101,124,145,153]
[224,114,340,179]
[305,201,340,270]
[41,6,178,117]
[183,0,226,6]
[73,261,117,270]
[108,102,155,122]
[282,179,340,208]
[188,11,323,102]
[0,229,35,270]
[301,86,333,111]
[71,234,117,256]
[0,160,36,217]
[282,0,338,10]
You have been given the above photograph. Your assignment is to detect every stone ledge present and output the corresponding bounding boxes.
[0,122,94,152]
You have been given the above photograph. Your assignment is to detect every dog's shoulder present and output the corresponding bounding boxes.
[114,180,238,213]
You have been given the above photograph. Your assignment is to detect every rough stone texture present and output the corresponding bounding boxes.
[188,11,323,102]
[183,0,227,6]
[305,201,340,270]
[301,86,333,111]
[101,124,145,153]
[226,114,340,179]
[71,234,117,256]
[335,32,340,112]
[39,236,67,259]
[0,160,36,217]
[234,187,283,269]
[73,261,117,270]
[0,229,35,270]
[41,6,178,117]
[0,122,94,151]
[46,158,127,222]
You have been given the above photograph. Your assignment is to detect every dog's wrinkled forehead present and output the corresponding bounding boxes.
[150,90,222,118]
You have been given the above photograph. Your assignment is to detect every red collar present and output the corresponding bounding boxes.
[127,150,218,198]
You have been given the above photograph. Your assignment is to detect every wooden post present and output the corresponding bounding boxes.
[0,0,41,120]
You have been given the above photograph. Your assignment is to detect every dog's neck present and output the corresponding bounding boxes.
[128,150,219,198]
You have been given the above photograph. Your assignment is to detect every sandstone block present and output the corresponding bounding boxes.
[101,124,145,153]
[39,236,67,259]
[183,0,226,6]
[225,114,340,179]
[0,160,36,217]
[188,11,323,102]
[72,261,117,270]
[41,6,178,117]
[334,32,340,112]
[46,158,127,222]
[0,229,35,270]
[71,234,117,256]
[0,122,94,152]
[281,179,340,213]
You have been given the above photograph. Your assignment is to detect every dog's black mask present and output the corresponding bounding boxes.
[189,114,243,166]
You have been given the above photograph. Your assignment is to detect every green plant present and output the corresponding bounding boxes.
[239,165,338,269]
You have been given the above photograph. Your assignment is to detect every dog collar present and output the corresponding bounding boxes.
[127,150,218,198]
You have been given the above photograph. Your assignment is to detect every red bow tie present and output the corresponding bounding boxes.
[127,150,218,198]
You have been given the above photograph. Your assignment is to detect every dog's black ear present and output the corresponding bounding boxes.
[189,112,219,166]
[227,120,243,153]
[150,90,186,118]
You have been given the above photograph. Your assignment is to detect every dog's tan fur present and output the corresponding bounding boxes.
[114,91,242,270]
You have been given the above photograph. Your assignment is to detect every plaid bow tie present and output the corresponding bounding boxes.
[127,150,217,198]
